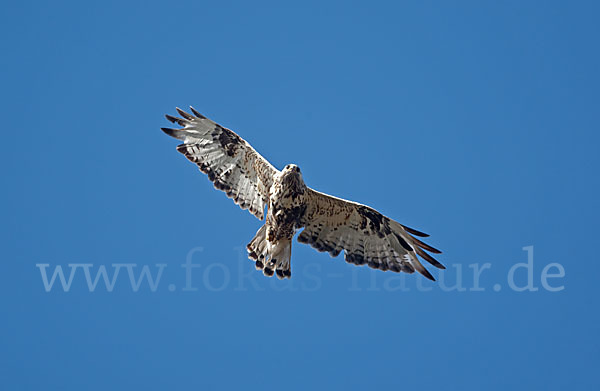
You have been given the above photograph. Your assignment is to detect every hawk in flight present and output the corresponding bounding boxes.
[162,107,444,280]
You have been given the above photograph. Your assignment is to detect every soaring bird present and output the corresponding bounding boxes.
[162,107,444,280]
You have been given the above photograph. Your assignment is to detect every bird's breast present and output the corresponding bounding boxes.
[269,181,308,234]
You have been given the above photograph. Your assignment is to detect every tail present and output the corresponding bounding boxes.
[247,225,292,279]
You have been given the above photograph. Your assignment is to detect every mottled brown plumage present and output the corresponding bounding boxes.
[162,107,444,280]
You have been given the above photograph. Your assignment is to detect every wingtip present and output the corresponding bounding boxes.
[415,247,445,270]
[161,127,179,138]
[422,269,436,281]
[175,107,194,120]
[402,225,430,237]
[189,106,206,119]
[412,236,442,254]
[165,114,188,126]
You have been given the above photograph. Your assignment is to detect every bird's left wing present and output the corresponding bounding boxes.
[299,188,445,280]
[161,107,278,220]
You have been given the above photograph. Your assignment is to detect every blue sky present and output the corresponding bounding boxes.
[1,1,599,389]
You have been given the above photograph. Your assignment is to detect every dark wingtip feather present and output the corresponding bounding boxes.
[189,106,206,119]
[161,127,178,137]
[411,236,442,254]
[175,107,194,120]
[420,268,436,281]
[401,224,429,237]
[422,243,442,254]
[165,114,186,126]
[416,247,446,269]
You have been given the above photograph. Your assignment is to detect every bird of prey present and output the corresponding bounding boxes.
[162,107,444,280]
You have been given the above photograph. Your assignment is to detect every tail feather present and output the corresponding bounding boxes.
[246,225,292,279]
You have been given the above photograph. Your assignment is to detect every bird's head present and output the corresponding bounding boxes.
[284,164,301,174]
[282,164,305,188]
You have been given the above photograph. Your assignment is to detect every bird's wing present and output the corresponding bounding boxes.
[299,188,444,280]
[162,107,278,220]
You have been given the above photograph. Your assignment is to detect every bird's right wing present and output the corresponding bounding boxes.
[299,188,444,280]
[162,107,279,220]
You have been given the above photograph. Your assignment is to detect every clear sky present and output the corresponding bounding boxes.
[1,1,599,390]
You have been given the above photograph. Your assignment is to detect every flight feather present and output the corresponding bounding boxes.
[161,107,278,220]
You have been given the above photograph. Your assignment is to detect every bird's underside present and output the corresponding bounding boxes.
[162,107,445,281]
